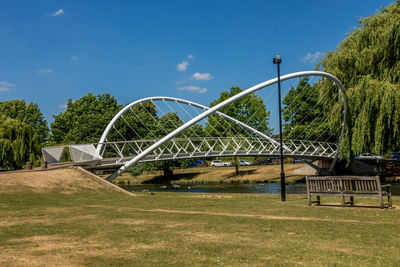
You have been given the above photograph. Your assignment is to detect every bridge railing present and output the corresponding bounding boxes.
[95,137,337,165]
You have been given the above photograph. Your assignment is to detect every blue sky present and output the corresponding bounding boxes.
[0,0,395,126]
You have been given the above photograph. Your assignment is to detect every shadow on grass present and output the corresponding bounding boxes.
[313,203,394,209]
[142,172,202,184]
[225,169,257,178]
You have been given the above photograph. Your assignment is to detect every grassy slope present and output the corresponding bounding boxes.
[115,164,308,184]
[1,169,400,266]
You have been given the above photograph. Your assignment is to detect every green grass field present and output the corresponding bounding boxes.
[1,169,400,266]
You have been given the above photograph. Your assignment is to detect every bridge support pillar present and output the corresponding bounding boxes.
[316,160,334,175]
[296,160,334,176]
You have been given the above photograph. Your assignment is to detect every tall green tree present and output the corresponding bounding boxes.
[0,99,49,142]
[152,112,183,138]
[205,86,272,137]
[112,101,158,141]
[318,1,400,158]
[282,77,332,141]
[0,115,41,170]
[205,86,271,174]
[127,113,191,179]
[151,112,186,179]
[50,93,122,144]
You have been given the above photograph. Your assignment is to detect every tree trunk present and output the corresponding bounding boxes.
[235,158,239,175]
[163,168,174,179]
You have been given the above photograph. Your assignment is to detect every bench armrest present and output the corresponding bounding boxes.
[382,184,391,193]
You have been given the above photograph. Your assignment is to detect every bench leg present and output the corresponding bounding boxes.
[388,193,392,208]
[308,193,311,206]
[350,196,354,207]
[316,196,320,206]
[379,193,384,209]
[341,193,345,207]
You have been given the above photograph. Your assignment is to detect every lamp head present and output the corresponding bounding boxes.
[273,55,282,64]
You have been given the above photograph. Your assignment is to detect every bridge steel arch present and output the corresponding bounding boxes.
[97,97,284,155]
[104,71,348,181]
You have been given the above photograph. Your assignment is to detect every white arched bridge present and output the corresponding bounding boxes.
[43,71,348,181]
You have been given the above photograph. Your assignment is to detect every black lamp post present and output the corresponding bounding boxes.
[273,55,286,202]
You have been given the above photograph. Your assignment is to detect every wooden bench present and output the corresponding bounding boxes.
[306,176,392,208]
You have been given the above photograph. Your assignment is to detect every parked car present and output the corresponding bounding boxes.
[356,153,385,160]
[210,160,232,167]
[255,158,272,165]
[391,152,400,159]
[291,158,309,164]
[270,157,281,164]
[239,159,252,166]
[188,160,208,167]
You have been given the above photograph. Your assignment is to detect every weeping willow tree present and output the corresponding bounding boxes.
[318,1,400,159]
[0,99,49,143]
[0,115,42,170]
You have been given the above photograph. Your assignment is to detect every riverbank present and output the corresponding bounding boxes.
[0,168,399,265]
[114,163,309,185]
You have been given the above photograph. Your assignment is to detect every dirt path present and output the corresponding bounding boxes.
[119,207,384,224]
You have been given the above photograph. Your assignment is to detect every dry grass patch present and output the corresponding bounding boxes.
[2,235,80,266]
[0,168,104,194]
[120,207,370,224]
[186,194,233,199]
[1,233,166,267]
[319,240,369,257]
[163,222,188,229]
[0,218,54,227]
[109,218,156,226]
[180,230,231,243]
[0,213,99,228]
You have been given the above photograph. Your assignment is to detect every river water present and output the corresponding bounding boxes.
[121,182,400,195]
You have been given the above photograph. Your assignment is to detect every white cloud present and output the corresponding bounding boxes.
[0,81,15,87]
[302,51,324,64]
[176,55,195,71]
[0,81,15,92]
[177,61,189,71]
[51,9,64,17]
[58,103,68,109]
[192,72,213,81]
[70,55,78,61]
[178,85,207,94]
[36,68,53,74]
[174,79,190,84]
